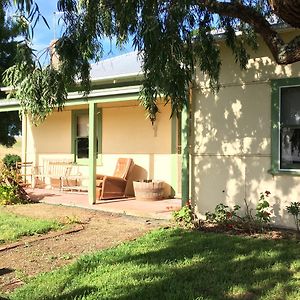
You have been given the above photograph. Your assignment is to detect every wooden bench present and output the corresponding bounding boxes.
[16,162,33,187]
[33,161,87,191]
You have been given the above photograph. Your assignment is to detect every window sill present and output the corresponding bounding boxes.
[74,156,103,166]
[268,168,300,176]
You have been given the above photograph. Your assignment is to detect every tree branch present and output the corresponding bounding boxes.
[269,0,300,28]
[197,0,300,65]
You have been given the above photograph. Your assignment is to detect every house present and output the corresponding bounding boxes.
[0,51,183,204]
[1,27,300,228]
[191,28,300,228]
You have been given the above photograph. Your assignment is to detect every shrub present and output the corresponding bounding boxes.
[0,184,21,205]
[205,191,272,233]
[0,157,30,205]
[205,204,241,228]
[2,154,21,170]
[286,202,300,232]
[172,204,195,228]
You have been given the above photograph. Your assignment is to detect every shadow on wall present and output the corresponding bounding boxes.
[192,35,300,228]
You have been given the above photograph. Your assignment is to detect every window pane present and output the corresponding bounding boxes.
[280,127,300,169]
[77,137,89,158]
[281,86,300,126]
[77,114,89,137]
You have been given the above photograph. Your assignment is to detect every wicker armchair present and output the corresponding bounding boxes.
[96,158,133,200]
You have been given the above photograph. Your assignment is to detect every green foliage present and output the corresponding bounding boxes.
[9,228,300,300]
[286,202,300,231]
[4,1,300,124]
[0,156,29,205]
[255,191,272,224]
[4,49,68,125]
[0,111,22,147]
[4,0,267,123]
[206,191,272,232]
[242,191,272,232]
[205,203,241,227]
[0,1,22,147]
[2,153,21,169]
[0,210,62,243]
[0,184,20,205]
[172,205,194,228]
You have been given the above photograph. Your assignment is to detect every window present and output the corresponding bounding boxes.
[76,113,89,158]
[271,78,300,174]
[72,109,102,163]
[280,86,300,169]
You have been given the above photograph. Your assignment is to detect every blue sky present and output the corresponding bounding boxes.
[32,1,133,60]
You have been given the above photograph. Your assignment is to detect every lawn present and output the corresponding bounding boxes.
[0,209,62,244]
[9,228,300,300]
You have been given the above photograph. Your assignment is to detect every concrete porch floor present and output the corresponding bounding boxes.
[27,188,182,220]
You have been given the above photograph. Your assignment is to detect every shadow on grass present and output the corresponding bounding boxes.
[11,228,300,300]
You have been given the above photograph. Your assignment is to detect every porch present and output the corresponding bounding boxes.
[27,188,181,220]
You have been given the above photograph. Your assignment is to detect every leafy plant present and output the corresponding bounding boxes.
[0,184,21,205]
[255,191,272,224]
[172,204,195,228]
[2,154,21,170]
[205,204,241,228]
[205,191,272,233]
[286,202,300,232]
[0,160,29,205]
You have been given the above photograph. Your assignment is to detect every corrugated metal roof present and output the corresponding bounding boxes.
[90,51,142,79]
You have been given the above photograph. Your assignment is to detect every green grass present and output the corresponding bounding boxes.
[0,210,62,244]
[9,228,300,300]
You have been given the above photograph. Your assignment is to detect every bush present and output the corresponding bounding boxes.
[172,204,195,228]
[286,202,300,232]
[0,156,30,205]
[205,191,272,233]
[205,204,241,228]
[0,184,21,205]
[2,154,21,170]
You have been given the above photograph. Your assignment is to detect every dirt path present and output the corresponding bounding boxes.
[0,204,169,293]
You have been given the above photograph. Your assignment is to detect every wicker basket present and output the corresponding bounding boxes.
[133,181,164,201]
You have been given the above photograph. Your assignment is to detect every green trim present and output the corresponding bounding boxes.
[269,169,300,176]
[171,114,177,155]
[270,77,300,175]
[171,114,178,197]
[67,76,143,93]
[98,108,103,162]
[71,109,102,165]
[66,92,140,107]
[181,99,190,206]
[0,89,141,111]
[71,110,76,156]
[88,103,97,205]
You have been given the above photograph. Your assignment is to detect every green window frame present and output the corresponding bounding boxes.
[271,77,300,175]
[71,108,102,165]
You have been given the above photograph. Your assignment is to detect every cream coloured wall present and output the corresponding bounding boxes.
[192,30,300,228]
[101,103,174,196]
[25,102,177,196]
[26,111,72,166]
[102,103,171,154]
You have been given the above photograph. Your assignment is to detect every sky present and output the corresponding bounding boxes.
[31,1,133,60]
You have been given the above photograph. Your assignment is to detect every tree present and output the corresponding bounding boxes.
[4,0,300,122]
[0,0,22,147]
